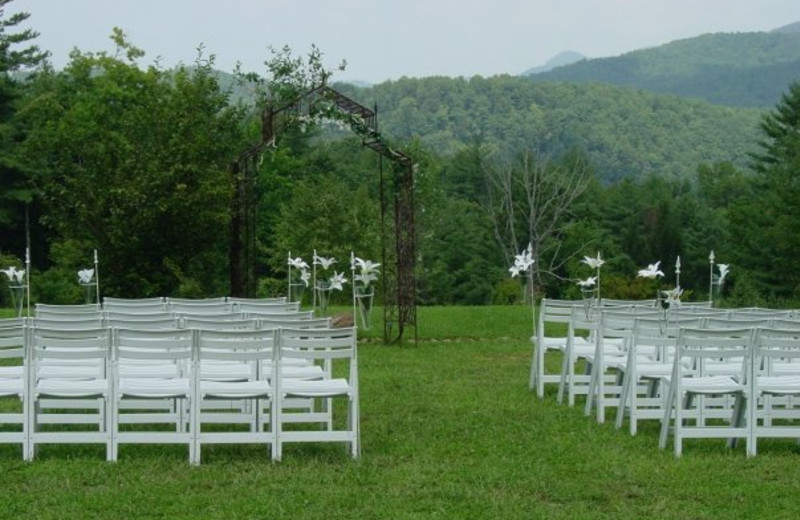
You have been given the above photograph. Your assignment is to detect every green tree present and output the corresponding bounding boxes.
[18,31,248,297]
[0,0,48,257]
[733,82,800,299]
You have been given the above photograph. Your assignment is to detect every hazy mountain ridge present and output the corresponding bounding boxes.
[525,28,800,108]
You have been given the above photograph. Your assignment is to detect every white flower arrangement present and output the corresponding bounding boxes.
[717,264,730,286]
[581,252,605,270]
[637,261,665,279]
[78,268,95,284]
[352,257,381,288]
[287,255,311,287]
[313,253,337,270]
[509,243,534,278]
[1,266,25,285]
[329,271,348,291]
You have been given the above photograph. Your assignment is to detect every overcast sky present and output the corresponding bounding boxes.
[12,0,800,84]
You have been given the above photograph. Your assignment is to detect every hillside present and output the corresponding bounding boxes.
[333,75,762,183]
[525,30,800,108]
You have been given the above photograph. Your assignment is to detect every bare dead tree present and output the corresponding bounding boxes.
[485,150,592,291]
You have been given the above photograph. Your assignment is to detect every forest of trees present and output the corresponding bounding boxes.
[2,3,800,308]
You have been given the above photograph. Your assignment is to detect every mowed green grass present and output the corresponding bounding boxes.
[1,305,799,518]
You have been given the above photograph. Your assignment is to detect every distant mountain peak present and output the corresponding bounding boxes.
[772,21,800,34]
[522,50,586,75]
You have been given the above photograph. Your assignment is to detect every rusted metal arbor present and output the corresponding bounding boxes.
[230,84,417,343]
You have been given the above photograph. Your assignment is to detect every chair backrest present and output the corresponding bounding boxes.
[174,312,244,325]
[727,309,793,321]
[113,328,194,365]
[233,301,301,314]
[103,297,166,313]
[279,327,358,374]
[633,316,704,362]
[704,316,773,329]
[31,326,112,376]
[106,314,178,330]
[601,298,658,308]
[0,323,27,366]
[0,317,30,329]
[257,317,331,329]
[768,318,800,331]
[226,296,287,304]
[182,317,258,331]
[168,301,234,314]
[34,316,105,330]
[674,326,752,378]
[196,328,277,380]
[752,327,800,377]
[35,303,101,318]
[243,310,315,321]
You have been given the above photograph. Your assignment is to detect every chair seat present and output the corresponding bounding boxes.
[679,376,743,395]
[119,361,180,379]
[282,378,351,398]
[36,378,109,398]
[200,361,251,381]
[0,366,23,379]
[756,376,800,395]
[0,378,24,396]
[200,380,270,399]
[119,377,190,398]
[37,364,104,380]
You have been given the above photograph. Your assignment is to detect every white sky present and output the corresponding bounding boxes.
[11,0,800,84]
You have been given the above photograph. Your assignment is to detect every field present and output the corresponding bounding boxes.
[1,305,799,519]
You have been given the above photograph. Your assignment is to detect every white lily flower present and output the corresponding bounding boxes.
[582,253,605,269]
[355,273,378,287]
[577,276,597,288]
[663,286,683,301]
[314,254,337,270]
[78,268,94,284]
[299,268,311,287]
[354,257,381,274]
[637,261,664,279]
[717,264,730,285]
[510,243,535,276]
[1,267,18,282]
[329,271,348,291]
[288,256,309,270]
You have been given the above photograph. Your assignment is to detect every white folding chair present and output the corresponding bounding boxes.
[111,328,196,463]
[529,298,589,398]
[29,326,113,460]
[659,326,753,457]
[0,323,30,459]
[615,316,702,435]
[748,327,800,456]
[584,310,637,423]
[275,327,359,460]
[557,303,602,406]
[195,328,276,462]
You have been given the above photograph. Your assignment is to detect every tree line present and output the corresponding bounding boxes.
[1,3,799,308]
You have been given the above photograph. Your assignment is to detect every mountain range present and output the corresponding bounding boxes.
[523,22,800,108]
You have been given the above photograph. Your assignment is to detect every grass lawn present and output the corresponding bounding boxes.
[1,305,799,518]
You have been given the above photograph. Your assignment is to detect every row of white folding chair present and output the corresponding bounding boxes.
[576,312,778,424]
[615,320,800,456]
[0,324,358,463]
[558,306,661,408]
[543,304,795,404]
[532,298,682,400]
